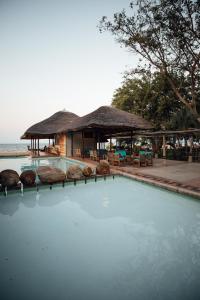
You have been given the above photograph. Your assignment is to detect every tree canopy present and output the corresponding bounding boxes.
[112,72,199,129]
[99,0,200,123]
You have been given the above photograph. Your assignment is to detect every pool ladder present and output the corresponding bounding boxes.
[2,182,24,197]
[1,175,115,196]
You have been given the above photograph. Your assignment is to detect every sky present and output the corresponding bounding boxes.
[0,0,138,143]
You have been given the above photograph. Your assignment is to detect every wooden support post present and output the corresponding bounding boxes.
[130,131,133,155]
[162,135,166,162]
[110,137,112,151]
[155,137,158,159]
[37,138,39,156]
[188,136,193,163]
[65,134,67,157]
[82,131,84,158]
[34,138,36,154]
[98,132,100,161]
[94,130,97,150]
[71,133,74,157]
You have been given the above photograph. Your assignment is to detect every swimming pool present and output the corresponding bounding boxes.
[0,156,85,174]
[0,176,200,300]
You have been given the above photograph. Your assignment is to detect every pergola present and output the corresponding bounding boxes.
[114,128,200,162]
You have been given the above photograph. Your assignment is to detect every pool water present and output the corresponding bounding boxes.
[0,176,200,300]
[0,156,85,174]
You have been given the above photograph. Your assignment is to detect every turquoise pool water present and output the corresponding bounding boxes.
[0,157,85,174]
[0,176,200,300]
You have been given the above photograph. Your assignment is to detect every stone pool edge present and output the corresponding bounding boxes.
[0,171,200,200]
[113,170,200,200]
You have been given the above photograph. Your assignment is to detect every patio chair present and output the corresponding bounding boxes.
[146,153,153,166]
[75,148,81,157]
[93,150,98,161]
[113,154,120,166]
[140,154,147,167]
[113,153,125,166]
[115,150,127,160]
[107,152,114,165]
[132,153,147,167]
[98,149,107,160]
[125,155,133,164]
[89,150,94,160]
[132,153,140,167]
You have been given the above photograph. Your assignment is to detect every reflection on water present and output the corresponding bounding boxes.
[0,177,200,300]
[102,196,110,208]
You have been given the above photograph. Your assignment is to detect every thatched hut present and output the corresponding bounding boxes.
[69,106,152,132]
[22,106,153,157]
[66,106,153,157]
[21,110,79,156]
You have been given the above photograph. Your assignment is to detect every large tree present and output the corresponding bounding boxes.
[112,72,199,129]
[99,0,200,123]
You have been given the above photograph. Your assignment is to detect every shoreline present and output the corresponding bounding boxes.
[0,151,30,157]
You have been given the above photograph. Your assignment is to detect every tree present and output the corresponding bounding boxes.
[112,72,183,129]
[99,0,200,123]
[170,106,200,129]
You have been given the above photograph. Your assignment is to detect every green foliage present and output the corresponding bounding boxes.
[112,72,183,129]
[100,0,200,123]
[169,107,200,130]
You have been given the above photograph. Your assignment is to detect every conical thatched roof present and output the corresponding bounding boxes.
[22,111,79,138]
[68,106,153,132]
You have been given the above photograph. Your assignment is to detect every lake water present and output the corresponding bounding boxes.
[0,143,29,152]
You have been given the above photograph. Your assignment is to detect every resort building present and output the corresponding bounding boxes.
[22,105,200,162]
[21,106,153,158]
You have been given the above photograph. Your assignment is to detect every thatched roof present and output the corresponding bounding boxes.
[21,111,79,139]
[21,106,153,139]
[68,106,153,132]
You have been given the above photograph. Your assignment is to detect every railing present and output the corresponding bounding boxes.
[158,148,200,162]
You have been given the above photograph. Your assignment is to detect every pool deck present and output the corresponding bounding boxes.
[0,155,199,199]
[77,158,200,199]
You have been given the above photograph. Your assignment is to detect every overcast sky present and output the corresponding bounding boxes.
[0,0,138,143]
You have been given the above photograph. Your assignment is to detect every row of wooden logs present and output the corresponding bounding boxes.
[0,160,110,188]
